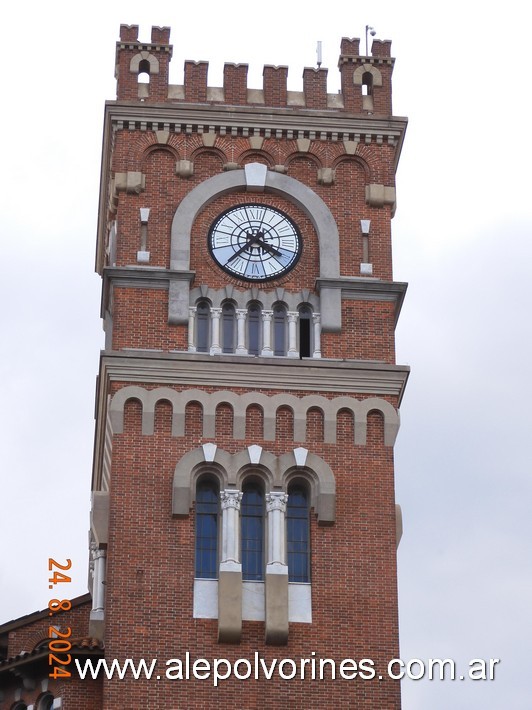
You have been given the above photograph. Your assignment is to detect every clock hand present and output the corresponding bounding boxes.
[226,232,259,263]
[254,234,282,258]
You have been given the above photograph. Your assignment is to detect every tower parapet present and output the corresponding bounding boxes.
[114,26,395,114]
[115,24,172,102]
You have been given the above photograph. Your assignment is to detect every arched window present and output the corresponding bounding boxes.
[287,484,310,582]
[298,305,312,358]
[241,482,264,580]
[196,300,210,353]
[362,70,373,96]
[247,302,261,356]
[195,479,219,579]
[36,694,55,710]
[273,304,287,356]
[12,704,28,710]
[221,302,236,353]
[138,58,150,85]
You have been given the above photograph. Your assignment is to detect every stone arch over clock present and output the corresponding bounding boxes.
[168,162,341,331]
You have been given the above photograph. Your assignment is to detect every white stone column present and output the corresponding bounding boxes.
[287,312,299,358]
[220,490,243,570]
[188,307,196,352]
[266,492,288,569]
[313,312,322,358]
[236,309,248,355]
[261,310,273,357]
[265,492,289,644]
[210,307,222,355]
[91,546,107,614]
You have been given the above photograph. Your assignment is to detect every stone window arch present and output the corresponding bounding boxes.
[353,64,382,112]
[168,165,341,331]
[129,51,160,78]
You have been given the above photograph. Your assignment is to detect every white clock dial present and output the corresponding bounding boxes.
[208,204,302,281]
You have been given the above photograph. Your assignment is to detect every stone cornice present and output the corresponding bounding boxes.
[98,350,409,397]
[91,350,409,492]
[315,277,407,325]
[105,100,408,143]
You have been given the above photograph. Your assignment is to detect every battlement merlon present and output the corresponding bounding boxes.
[115,26,395,115]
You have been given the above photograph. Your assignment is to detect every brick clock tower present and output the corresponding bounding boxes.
[88,23,409,708]
[0,23,409,710]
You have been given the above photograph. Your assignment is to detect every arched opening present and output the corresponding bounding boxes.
[298,305,312,358]
[138,58,151,84]
[196,300,210,353]
[362,70,373,96]
[247,302,261,355]
[36,694,55,710]
[221,302,236,353]
[195,478,219,579]
[287,483,310,582]
[241,482,264,580]
[273,303,287,356]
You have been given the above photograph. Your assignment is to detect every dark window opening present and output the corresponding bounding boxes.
[247,303,261,356]
[222,303,236,353]
[273,304,287,356]
[362,71,373,96]
[196,301,210,353]
[138,59,151,84]
[299,306,312,358]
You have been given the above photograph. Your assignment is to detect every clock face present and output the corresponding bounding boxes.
[208,204,302,281]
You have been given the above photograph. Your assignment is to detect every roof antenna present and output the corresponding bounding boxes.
[365,25,376,55]
[316,41,322,69]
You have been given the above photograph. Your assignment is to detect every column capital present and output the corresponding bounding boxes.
[221,489,243,510]
[266,491,288,513]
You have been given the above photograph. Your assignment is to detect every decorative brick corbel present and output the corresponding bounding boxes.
[114,171,146,194]
[176,160,194,178]
[365,183,396,209]
[317,167,335,185]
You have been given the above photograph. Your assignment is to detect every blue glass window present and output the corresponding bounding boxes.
[196,301,210,353]
[195,479,219,578]
[222,303,236,353]
[247,303,261,355]
[241,484,264,580]
[273,304,287,356]
[287,485,310,582]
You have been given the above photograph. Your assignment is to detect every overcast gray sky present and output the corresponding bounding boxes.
[1,1,531,708]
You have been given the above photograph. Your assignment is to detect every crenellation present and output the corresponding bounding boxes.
[370,39,392,58]
[184,60,209,103]
[302,67,328,110]
[120,24,139,42]
[262,65,289,107]
[340,37,361,56]
[151,25,170,44]
[224,63,248,105]
[114,26,395,114]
